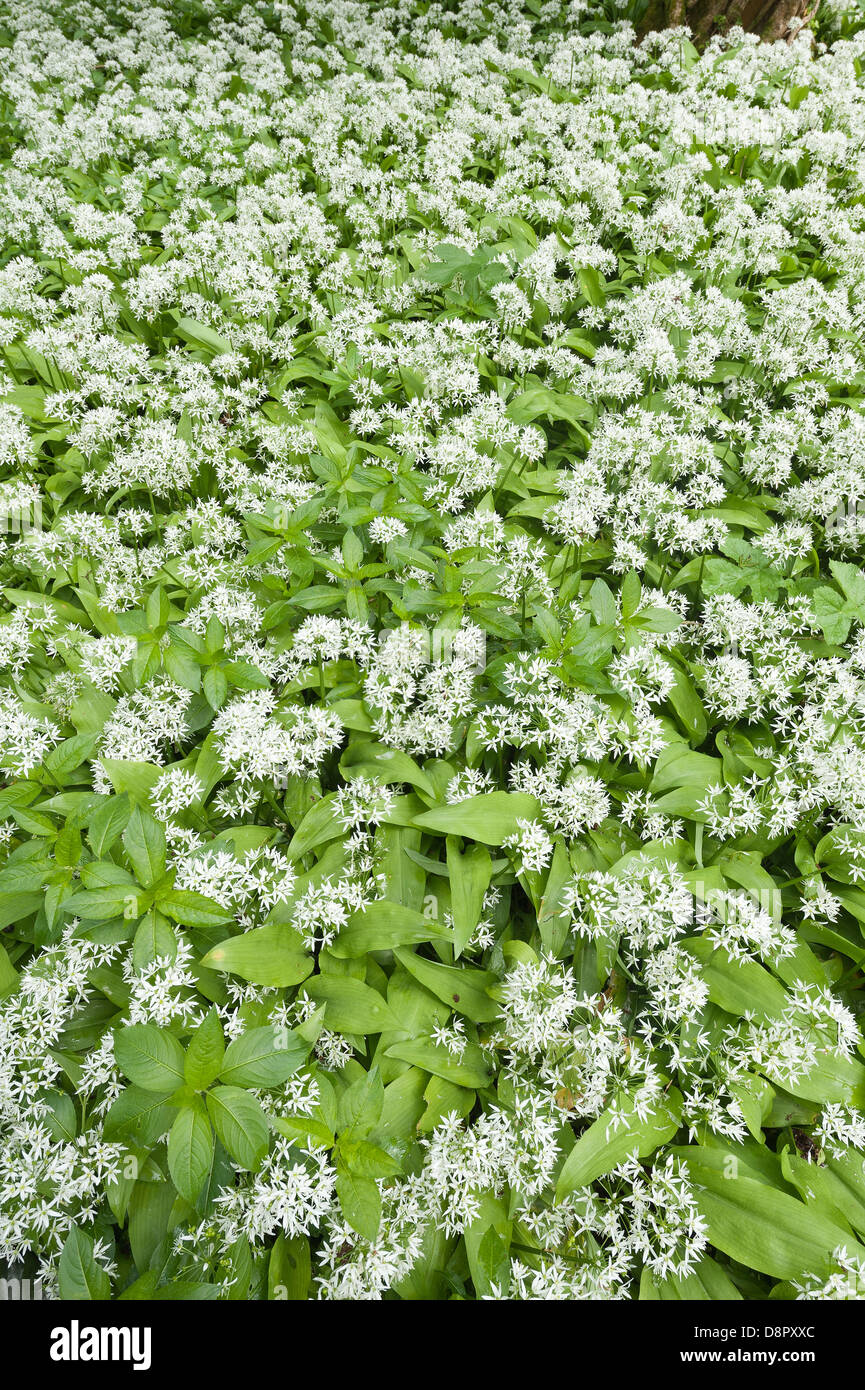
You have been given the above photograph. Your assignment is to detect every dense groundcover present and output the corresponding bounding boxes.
[5,0,865,1302]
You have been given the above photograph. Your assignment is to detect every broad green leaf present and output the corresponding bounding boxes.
[86,793,131,857]
[185,1007,225,1091]
[335,1168,381,1242]
[219,1025,309,1087]
[114,1024,185,1092]
[384,1037,491,1089]
[159,889,233,927]
[268,1234,311,1300]
[556,1088,682,1198]
[206,1086,269,1170]
[447,838,492,957]
[678,1151,865,1280]
[303,975,401,1034]
[394,947,499,1023]
[413,792,543,846]
[167,1105,214,1204]
[122,806,167,888]
[329,900,447,958]
[639,1255,742,1301]
[58,1226,110,1300]
[175,316,232,355]
[104,1085,175,1145]
[201,924,313,987]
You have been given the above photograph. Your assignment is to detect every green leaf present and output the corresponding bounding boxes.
[201,924,313,987]
[85,795,131,856]
[507,386,593,430]
[640,1255,742,1301]
[340,741,436,799]
[471,1225,510,1299]
[384,1037,491,1089]
[114,1023,186,1092]
[338,1065,385,1137]
[682,938,789,1019]
[100,758,162,805]
[185,1007,225,1090]
[58,1226,110,1300]
[286,793,342,859]
[412,792,543,846]
[219,1025,310,1087]
[204,666,229,710]
[167,1105,214,1204]
[206,1086,269,1170]
[44,733,98,783]
[335,1168,381,1242]
[394,947,499,1023]
[678,1150,865,1280]
[329,899,448,958]
[556,1088,683,1198]
[303,975,401,1034]
[268,1234,311,1300]
[447,838,492,957]
[0,941,18,998]
[338,1137,401,1179]
[175,316,233,355]
[621,569,642,620]
[104,1085,175,1146]
[132,909,177,971]
[159,888,233,926]
[128,1179,175,1272]
[122,806,167,888]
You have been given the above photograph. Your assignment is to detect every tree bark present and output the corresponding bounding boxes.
[637,0,817,42]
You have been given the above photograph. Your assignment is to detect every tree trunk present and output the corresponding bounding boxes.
[637,0,817,42]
